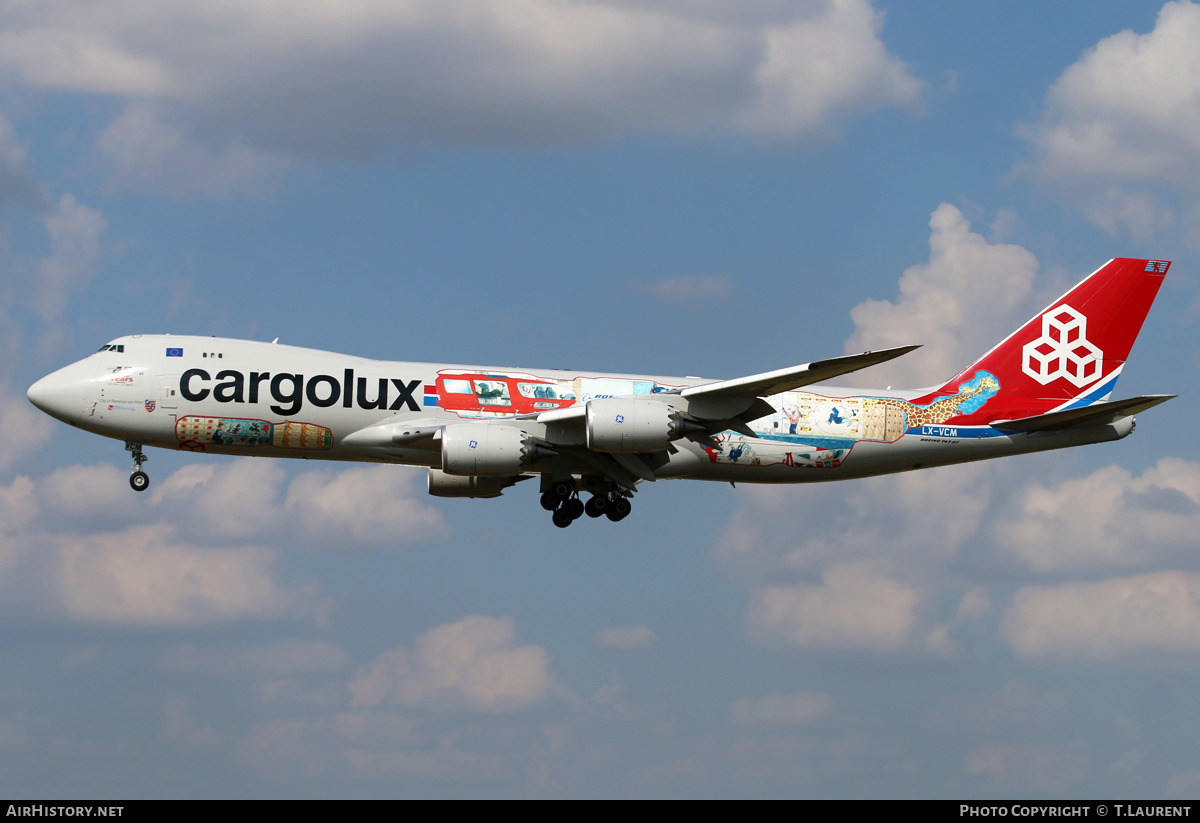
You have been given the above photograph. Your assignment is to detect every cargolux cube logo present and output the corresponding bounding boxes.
[1021,304,1103,387]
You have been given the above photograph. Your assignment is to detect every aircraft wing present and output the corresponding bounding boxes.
[679,345,920,399]
[990,395,1175,433]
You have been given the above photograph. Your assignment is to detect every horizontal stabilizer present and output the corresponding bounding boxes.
[680,345,920,400]
[990,395,1175,433]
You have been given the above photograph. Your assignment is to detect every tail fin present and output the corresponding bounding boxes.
[916,258,1169,422]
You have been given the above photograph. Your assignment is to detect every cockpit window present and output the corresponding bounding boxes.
[96,344,125,352]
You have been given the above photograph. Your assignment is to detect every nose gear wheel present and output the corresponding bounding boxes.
[125,441,150,492]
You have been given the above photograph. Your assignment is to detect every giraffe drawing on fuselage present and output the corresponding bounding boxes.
[861,373,1000,437]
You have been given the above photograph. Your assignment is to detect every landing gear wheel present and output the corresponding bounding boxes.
[566,497,585,520]
[584,495,607,518]
[606,497,631,522]
[540,491,558,511]
[552,509,573,528]
[551,481,574,500]
[125,442,149,493]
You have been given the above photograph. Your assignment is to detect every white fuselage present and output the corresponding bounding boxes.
[30,334,1131,485]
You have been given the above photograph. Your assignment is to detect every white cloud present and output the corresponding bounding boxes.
[715,461,993,576]
[284,465,450,545]
[955,586,992,622]
[54,523,309,625]
[348,616,555,713]
[735,0,922,137]
[0,474,37,575]
[0,385,53,471]
[997,458,1200,572]
[39,463,135,524]
[32,193,107,324]
[1024,1,1200,187]
[96,105,289,196]
[232,711,531,783]
[641,274,733,305]
[0,458,449,625]
[140,458,447,546]
[748,562,918,651]
[966,741,1089,792]
[842,203,1040,388]
[1000,571,1200,660]
[1020,1,1200,239]
[0,0,919,169]
[715,449,996,658]
[1166,768,1200,797]
[0,111,44,212]
[162,639,347,678]
[0,115,105,353]
[152,459,288,541]
[730,691,832,728]
[926,682,1070,738]
[1079,187,1179,241]
[161,693,223,748]
[594,625,654,650]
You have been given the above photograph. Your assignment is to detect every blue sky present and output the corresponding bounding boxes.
[2,0,1199,798]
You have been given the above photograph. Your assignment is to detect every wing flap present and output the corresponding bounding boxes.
[990,395,1175,433]
[679,345,919,399]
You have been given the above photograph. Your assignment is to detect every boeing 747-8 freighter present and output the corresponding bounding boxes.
[27,258,1173,527]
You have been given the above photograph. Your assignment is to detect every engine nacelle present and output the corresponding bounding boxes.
[427,469,516,498]
[440,423,551,476]
[586,397,695,453]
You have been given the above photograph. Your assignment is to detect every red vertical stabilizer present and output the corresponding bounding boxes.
[915,258,1169,423]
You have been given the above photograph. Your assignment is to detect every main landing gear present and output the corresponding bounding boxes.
[540,479,631,528]
[125,441,149,492]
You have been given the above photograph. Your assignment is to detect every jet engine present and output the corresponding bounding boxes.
[440,423,552,476]
[427,469,516,498]
[585,398,703,453]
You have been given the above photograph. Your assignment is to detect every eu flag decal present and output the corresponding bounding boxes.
[166,348,183,357]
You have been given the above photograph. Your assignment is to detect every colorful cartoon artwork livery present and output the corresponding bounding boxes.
[428,371,672,418]
[176,416,333,451]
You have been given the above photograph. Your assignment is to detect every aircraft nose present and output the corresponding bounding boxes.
[27,371,83,423]
[27,377,46,411]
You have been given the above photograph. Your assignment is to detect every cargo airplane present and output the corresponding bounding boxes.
[27,258,1174,528]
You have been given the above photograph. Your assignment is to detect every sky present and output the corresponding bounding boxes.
[1,0,1199,798]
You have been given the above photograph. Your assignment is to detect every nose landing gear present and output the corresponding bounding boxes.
[125,441,149,492]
